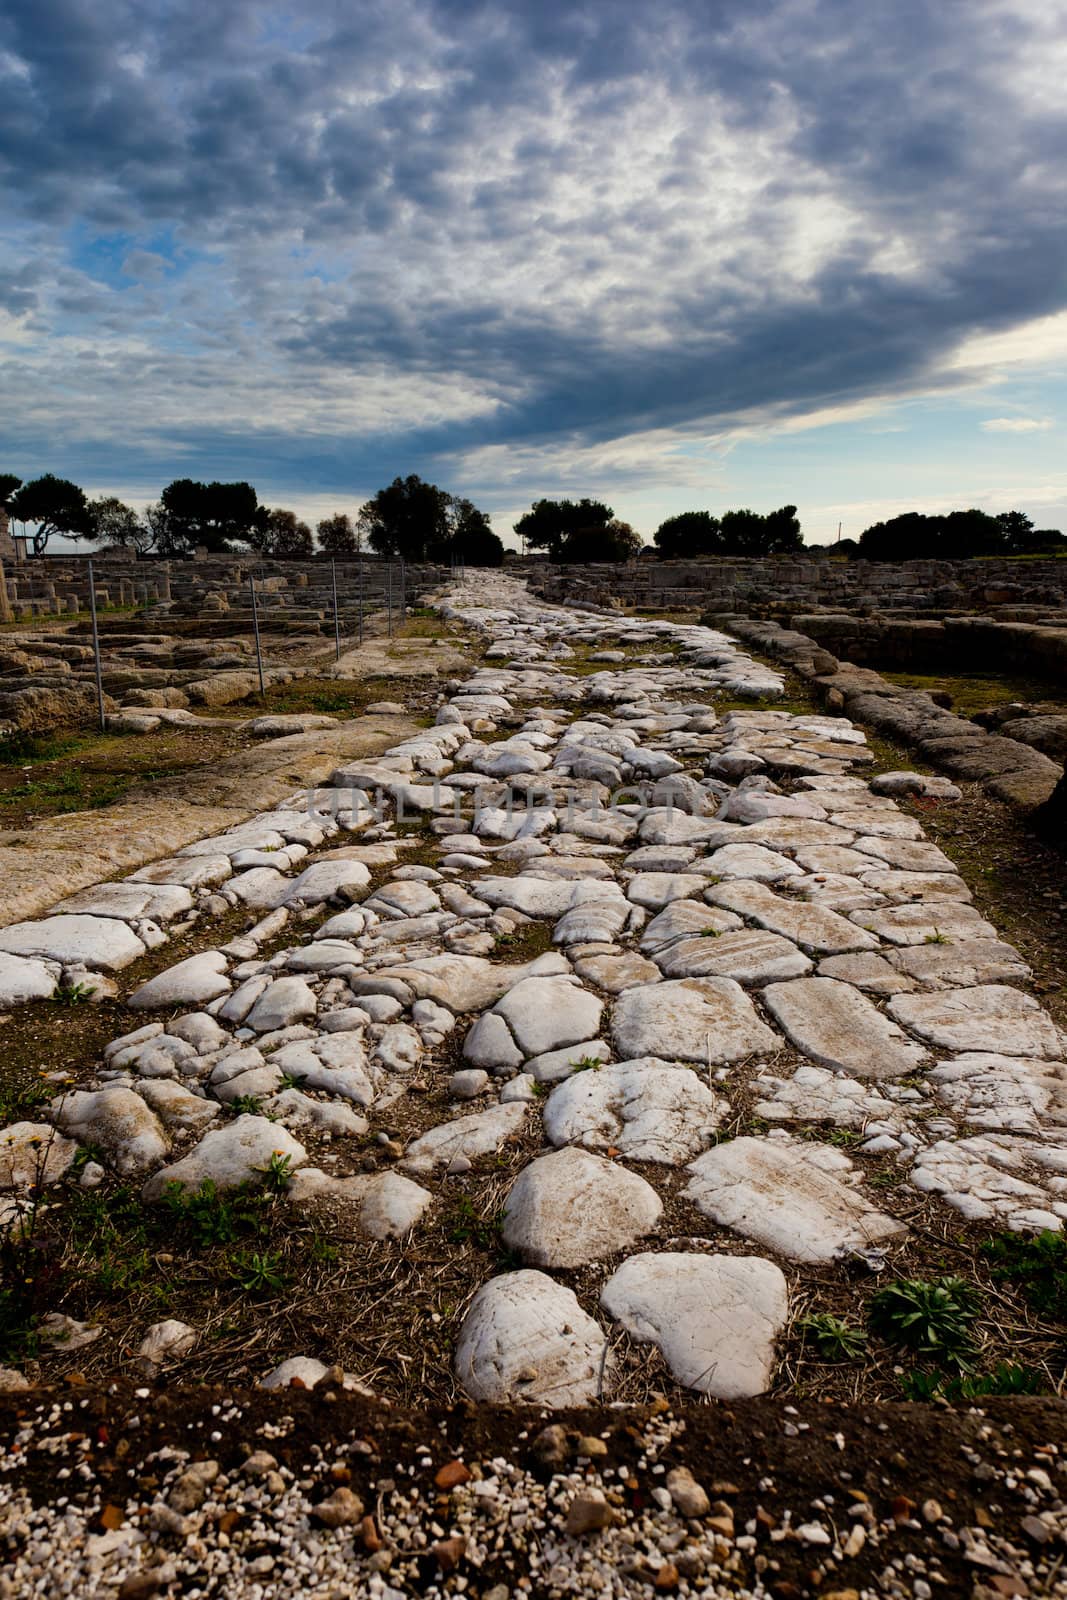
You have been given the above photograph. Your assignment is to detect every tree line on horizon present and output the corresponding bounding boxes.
[0,471,506,566]
[1,468,1061,565]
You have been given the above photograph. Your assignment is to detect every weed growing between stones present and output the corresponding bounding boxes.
[982,1229,1067,1322]
[868,1276,982,1369]
[798,1313,868,1361]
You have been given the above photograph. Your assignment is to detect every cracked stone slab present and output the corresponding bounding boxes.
[639,901,743,951]
[886,939,1029,990]
[856,870,971,903]
[571,948,661,993]
[501,1147,663,1267]
[739,818,859,851]
[358,951,568,1013]
[543,1058,728,1164]
[626,872,707,910]
[454,1270,610,1406]
[612,976,778,1064]
[600,1251,788,1398]
[851,836,960,873]
[703,843,802,883]
[849,902,999,946]
[685,1137,908,1263]
[491,975,604,1058]
[653,928,811,985]
[888,986,1066,1059]
[929,1054,1067,1134]
[0,952,57,1005]
[754,1063,908,1130]
[128,951,232,1010]
[400,1101,529,1174]
[51,881,194,924]
[816,952,916,995]
[762,976,930,1080]
[0,915,147,972]
[909,1135,1064,1230]
[706,881,879,955]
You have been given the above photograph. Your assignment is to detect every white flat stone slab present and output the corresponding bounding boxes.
[143,1115,306,1199]
[830,810,923,839]
[0,915,146,972]
[909,1135,1063,1229]
[52,882,194,923]
[888,986,1066,1058]
[571,949,661,992]
[400,1102,529,1174]
[501,1147,662,1267]
[492,975,603,1058]
[524,1039,611,1083]
[857,870,971,903]
[613,977,777,1063]
[684,1137,907,1263]
[849,902,999,946]
[704,843,801,882]
[762,977,930,1080]
[654,928,812,985]
[367,951,569,1013]
[886,940,1029,989]
[543,1059,727,1164]
[128,951,231,1010]
[0,951,56,1005]
[454,1270,610,1406]
[851,836,959,873]
[288,1167,432,1238]
[245,976,318,1033]
[129,856,233,889]
[707,881,879,955]
[600,1251,788,1398]
[626,872,706,910]
[754,1064,907,1130]
[930,1054,1067,1134]
[815,952,916,995]
[639,901,743,951]
[740,818,858,851]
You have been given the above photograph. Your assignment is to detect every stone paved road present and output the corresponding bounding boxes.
[3,575,1066,1403]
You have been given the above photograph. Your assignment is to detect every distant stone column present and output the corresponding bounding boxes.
[0,559,10,621]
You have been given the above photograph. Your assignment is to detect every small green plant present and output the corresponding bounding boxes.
[697,925,721,938]
[51,981,96,1006]
[869,1276,982,1368]
[229,1095,263,1116]
[260,1151,294,1193]
[160,1179,271,1247]
[569,1055,602,1074]
[799,1312,868,1361]
[981,1230,1067,1323]
[901,1362,1045,1401]
[226,1249,289,1295]
[923,931,950,946]
[446,1196,504,1251]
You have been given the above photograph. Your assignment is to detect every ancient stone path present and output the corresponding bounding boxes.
[3,574,1067,1403]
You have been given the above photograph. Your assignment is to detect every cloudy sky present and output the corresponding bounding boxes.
[2,0,1067,548]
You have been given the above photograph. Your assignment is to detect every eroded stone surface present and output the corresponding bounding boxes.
[543,1060,727,1164]
[612,977,777,1063]
[762,976,929,1080]
[888,986,1066,1058]
[501,1147,663,1267]
[600,1252,788,1398]
[454,1271,610,1406]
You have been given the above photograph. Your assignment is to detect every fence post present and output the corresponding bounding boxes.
[358,553,364,645]
[88,560,106,732]
[249,574,266,694]
[331,559,341,661]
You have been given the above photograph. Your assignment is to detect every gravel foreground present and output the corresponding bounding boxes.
[1,1386,1065,1599]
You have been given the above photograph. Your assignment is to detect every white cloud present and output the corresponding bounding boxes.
[980,416,1053,433]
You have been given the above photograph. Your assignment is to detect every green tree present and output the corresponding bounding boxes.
[858,509,1006,561]
[358,475,452,560]
[88,496,143,551]
[316,512,359,557]
[560,519,641,562]
[513,498,614,559]
[8,474,95,555]
[718,505,803,556]
[438,497,505,566]
[0,474,21,515]
[654,510,723,558]
[253,508,314,559]
[159,479,260,552]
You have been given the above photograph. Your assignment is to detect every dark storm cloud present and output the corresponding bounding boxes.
[1,0,1066,485]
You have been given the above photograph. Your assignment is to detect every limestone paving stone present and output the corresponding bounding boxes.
[762,976,930,1080]
[128,951,232,1010]
[909,1136,1064,1230]
[626,872,707,910]
[0,952,56,1005]
[612,976,777,1063]
[856,870,971,903]
[600,1252,788,1399]
[53,1087,170,1176]
[653,928,812,985]
[400,1102,529,1174]
[454,1271,610,1406]
[888,986,1066,1058]
[571,948,661,992]
[929,1055,1067,1134]
[0,915,146,972]
[706,881,879,955]
[492,975,603,1058]
[684,1137,908,1263]
[849,902,999,946]
[143,1116,307,1200]
[815,952,917,995]
[754,1064,908,1131]
[524,1039,612,1083]
[501,1147,663,1267]
[639,901,743,951]
[543,1059,728,1164]
[703,843,801,882]
[0,1123,79,1188]
[886,939,1029,989]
